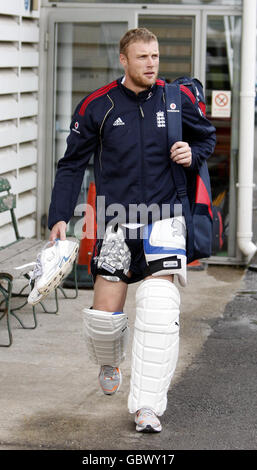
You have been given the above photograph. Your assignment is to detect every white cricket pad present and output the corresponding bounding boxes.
[128,278,180,416]
[143,216,187,287]
[82,308,129,367]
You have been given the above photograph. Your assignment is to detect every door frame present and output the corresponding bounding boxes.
[39,3,243,264]
[42,4,203,225]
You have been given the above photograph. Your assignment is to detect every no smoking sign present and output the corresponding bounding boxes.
[211,90,231,118]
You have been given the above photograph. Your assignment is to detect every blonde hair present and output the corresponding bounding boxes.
[119,28,158,56]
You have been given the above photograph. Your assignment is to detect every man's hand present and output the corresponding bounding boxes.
[170,141,192,168]
[49,221,67,242]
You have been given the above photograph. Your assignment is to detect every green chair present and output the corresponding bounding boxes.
[0,177,78,345]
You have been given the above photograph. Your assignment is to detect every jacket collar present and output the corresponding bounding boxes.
[117,76,158,101]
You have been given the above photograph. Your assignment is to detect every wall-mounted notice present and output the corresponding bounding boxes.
[211,90,231,118]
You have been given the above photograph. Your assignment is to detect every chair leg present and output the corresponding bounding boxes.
[37,288,59,315]
[58,262,78,299]
[0,274,13,347]
[3,281,38,329]
[0,307,13,347]
[10,307,37,330]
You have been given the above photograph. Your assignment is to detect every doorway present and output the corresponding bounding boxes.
[43,4,242,261]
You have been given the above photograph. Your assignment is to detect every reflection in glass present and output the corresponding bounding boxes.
[139,15,194,82]
[54,22,127,213]
[205,16,241,257]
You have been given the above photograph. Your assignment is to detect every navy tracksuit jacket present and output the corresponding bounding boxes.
[48,77,216,230]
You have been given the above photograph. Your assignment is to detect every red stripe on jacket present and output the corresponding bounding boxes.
[156,79,165,87]
[79,80,118,116]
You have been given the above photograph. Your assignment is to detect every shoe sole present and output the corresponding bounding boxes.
[136,424,162,433]
[37,244,79,296]
[99,369,122,396]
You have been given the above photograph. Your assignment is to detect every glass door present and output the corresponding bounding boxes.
[53,21,129,211]
[44,7,200,235]
[203,13,242,259]
[138,14,198,82]
[42,4,243,262]
[45,8,134,230]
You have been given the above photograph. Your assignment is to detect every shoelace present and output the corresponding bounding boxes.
[102,366,117,379]
[137,408,157,420]
[29,254,43,281]
[15,255,42,286]
[15,241,55,284]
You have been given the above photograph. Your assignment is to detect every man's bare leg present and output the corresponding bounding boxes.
[93,274,130,312]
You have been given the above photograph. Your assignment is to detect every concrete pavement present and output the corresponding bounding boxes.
[0,261,248,450]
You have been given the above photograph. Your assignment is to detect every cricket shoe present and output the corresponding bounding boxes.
[36,239,78,295]
[135,408,162,433]
[98,366,122,395]
[15,255,47,305]
[16,239,79,304]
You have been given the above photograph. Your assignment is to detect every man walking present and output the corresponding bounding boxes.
[48,28,216,432]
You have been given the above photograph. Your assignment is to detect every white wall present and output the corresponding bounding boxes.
[0,0,40,246]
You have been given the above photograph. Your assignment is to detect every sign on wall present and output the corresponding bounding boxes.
[211,90,231,118]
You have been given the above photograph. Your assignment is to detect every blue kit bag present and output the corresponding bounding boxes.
[165,78,213,263]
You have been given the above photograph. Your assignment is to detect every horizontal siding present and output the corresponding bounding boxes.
[0,217,36,245]
[0,95,19,121]
[18,168,37,193]
[21,19,39,43]
[0,121,18,148]
[21,44,39,67]
[0,148,18,173]
[0,0,39,18]
[20,70,38,92]
[19,118,38,143]
[0,93,38,121]
[0,0,21,16]
[0,3,40,247]
[0,43,19,68]
[0,69,19,95]
[19,143,37,167]
[0,223,17,245]
[20,94,38,118]
[17,192,37,218]
[0,208,13,228]
[0,44,39,67]
[0,15,20,42]
[18,217,36,239]
[0,143,37,173]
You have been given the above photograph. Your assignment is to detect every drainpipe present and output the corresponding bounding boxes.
[237,0,257,261]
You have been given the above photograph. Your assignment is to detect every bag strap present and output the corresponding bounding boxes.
[164,82,194,260]
[164,83,188,199]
